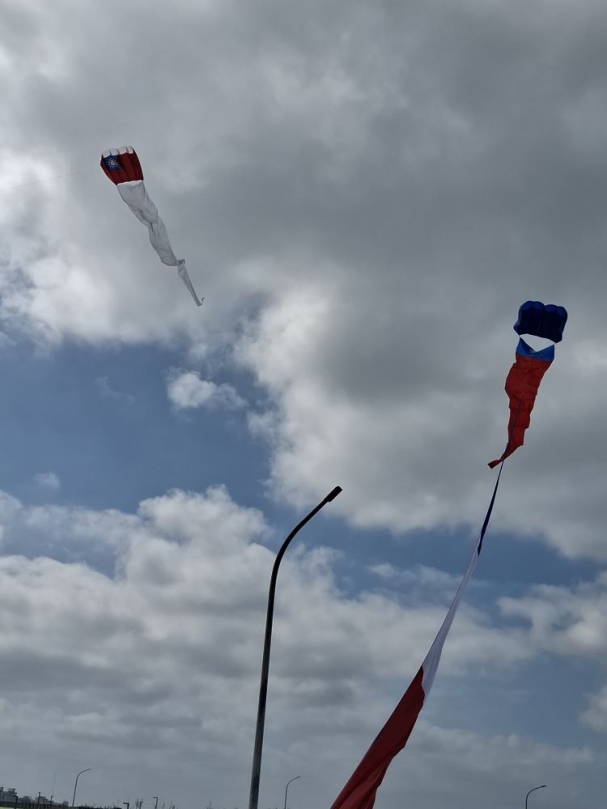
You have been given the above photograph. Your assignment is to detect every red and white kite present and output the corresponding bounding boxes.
[101,147,202,306]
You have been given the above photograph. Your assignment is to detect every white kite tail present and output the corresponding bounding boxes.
[420,540,480,695]
[421,460,505,695]
[117,181,203,307]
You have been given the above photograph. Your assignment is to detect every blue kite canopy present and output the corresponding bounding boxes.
[514,300,568,343]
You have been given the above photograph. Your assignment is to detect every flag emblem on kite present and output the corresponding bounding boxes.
[100,146,202,306]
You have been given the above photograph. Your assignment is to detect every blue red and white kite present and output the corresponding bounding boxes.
[101,146,202,306]
[329,301,567,809]
[489,301,567,468]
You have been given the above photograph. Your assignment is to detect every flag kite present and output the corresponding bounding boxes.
[330,300,567,809]
[489,301,567,468]
[100,146,202,306]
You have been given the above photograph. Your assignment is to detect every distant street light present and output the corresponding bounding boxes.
[525,784,547,808]
[72,769,92,808]
[247,486,343,809]
[283,776,301,809]
[153,799,158,809]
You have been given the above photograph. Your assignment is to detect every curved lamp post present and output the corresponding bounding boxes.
[525,784,546,808]
[248,486,343,809]
[72,769,91,807]
[283,776,301,809]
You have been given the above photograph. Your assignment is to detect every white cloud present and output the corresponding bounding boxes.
[167,369,246,410]
[373,722,596,809]
[2,0,607,565]
[368,563,487,607]
[234,277,607,561]
[499,575,607,661]
[33,471,61,492]
[582,686,607,733]
[0,483,587,807]
[499,574,607,738]
[95,376,135,405]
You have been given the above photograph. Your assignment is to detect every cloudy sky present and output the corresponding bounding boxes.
[1,0,607,807]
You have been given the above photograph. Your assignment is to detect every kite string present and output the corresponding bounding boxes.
[0,170,82,193]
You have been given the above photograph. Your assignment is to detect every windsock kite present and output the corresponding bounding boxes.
[329,301,567,809]
[101,147,202,306]
[489,301,567,468]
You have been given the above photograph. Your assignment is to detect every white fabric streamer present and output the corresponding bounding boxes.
[117,180,202,307]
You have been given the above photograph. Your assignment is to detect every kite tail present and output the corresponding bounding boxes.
[329,456,510,809]
[178,261,203,307]
[117,180,204,307]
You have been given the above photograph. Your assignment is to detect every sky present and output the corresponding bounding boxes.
[1,0,607,807]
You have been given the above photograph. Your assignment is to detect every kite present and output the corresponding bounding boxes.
[329,300,567,809]
[489,301,567,468]
[100,146,202,306]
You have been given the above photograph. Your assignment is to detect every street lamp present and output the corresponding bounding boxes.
[247,486,343,809]
[283,776,301,809]
[525,784,546,808]
[72,769,92,807]
[153,799,158,809]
